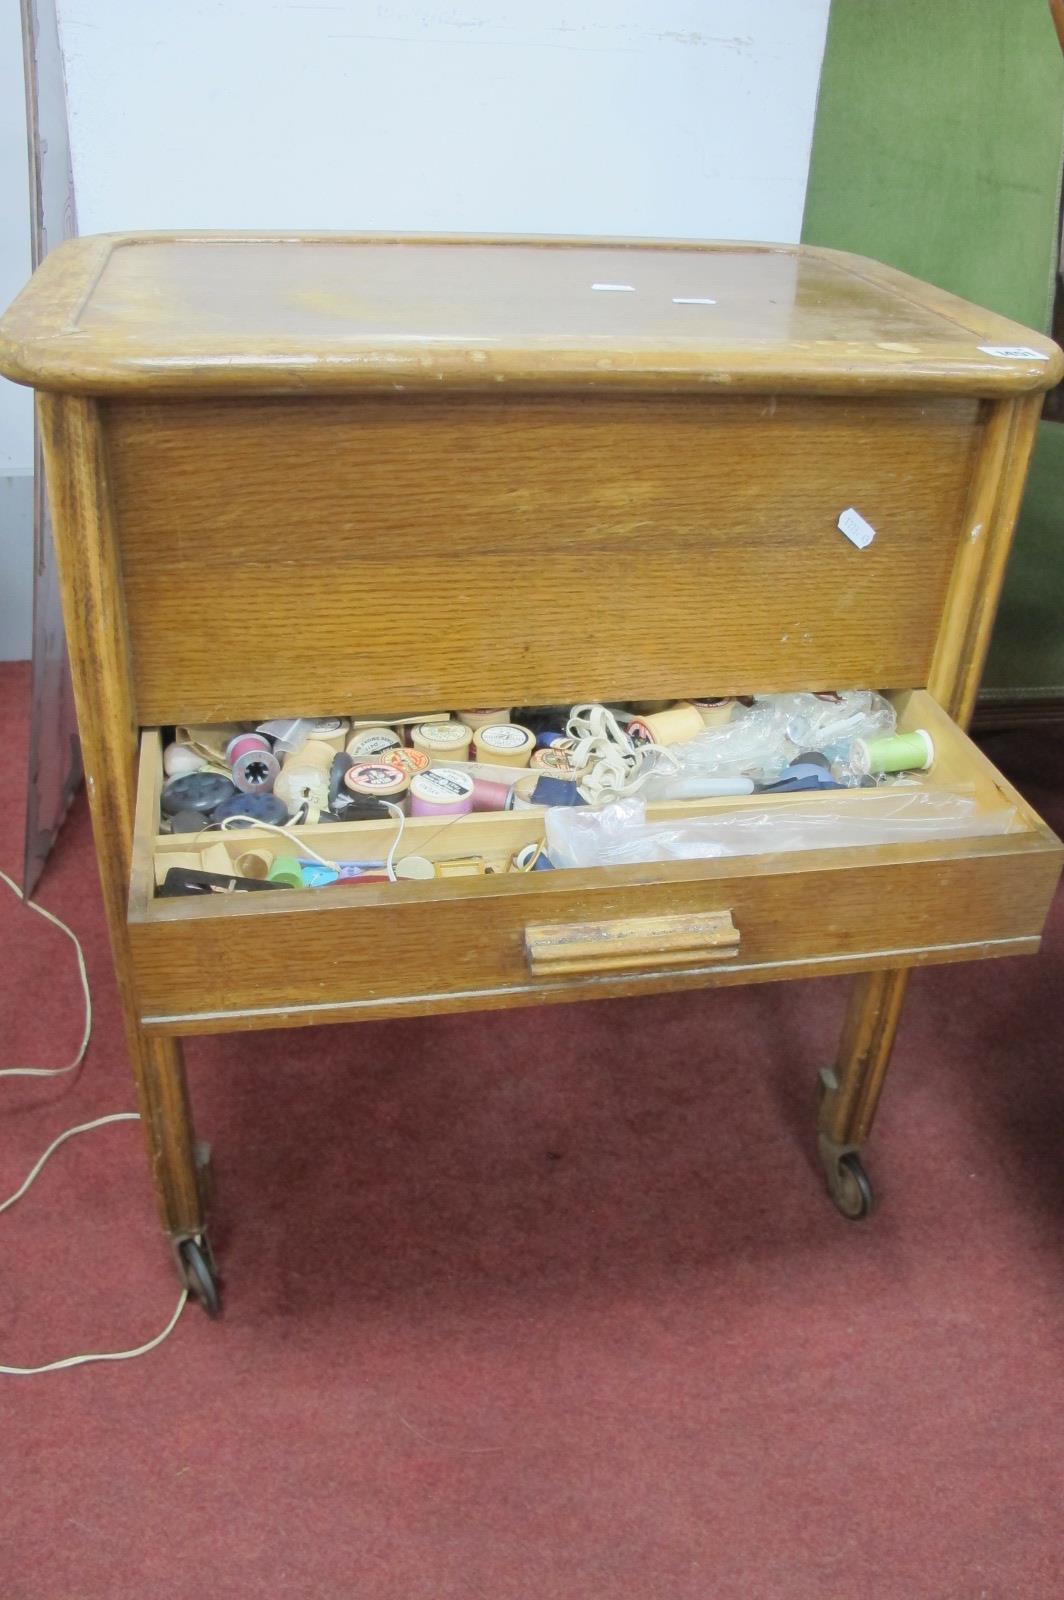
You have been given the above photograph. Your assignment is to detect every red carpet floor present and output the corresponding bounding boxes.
[1,658,1063,1598]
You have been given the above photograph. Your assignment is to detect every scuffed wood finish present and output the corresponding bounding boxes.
[36,392,204,1240]
[128,836,1058,1035]
[525,910,740,975]
[2,235,1060,1254]
[1,233,1061,398]
[930,393,1044,726]
[104,393,980,724]
[820,968,911,1151]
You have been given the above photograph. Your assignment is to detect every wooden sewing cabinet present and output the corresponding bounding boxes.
[2,234,1061,1314]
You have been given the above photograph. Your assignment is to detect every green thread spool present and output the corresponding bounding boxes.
[853,729,934,776]
[267,855,303,888]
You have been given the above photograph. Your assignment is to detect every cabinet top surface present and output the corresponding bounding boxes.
[1,232,1060,396]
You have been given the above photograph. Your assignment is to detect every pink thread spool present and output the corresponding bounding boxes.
[226,732,280,794]
[470,776,512,812]
[409,770,475,818]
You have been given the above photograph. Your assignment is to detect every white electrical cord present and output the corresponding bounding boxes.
[0,867,91,1080]
[1,870,189,1374]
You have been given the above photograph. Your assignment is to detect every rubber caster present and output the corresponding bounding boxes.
[827,1150,874,1221]
[178,1236,222,1317]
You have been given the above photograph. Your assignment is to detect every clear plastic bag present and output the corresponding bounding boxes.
[545,788,1017,870]
[641,691,897,795]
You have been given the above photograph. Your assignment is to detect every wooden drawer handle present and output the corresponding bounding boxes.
[525,910,740,977]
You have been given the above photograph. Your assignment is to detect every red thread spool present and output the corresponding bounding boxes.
[470,776,512,812]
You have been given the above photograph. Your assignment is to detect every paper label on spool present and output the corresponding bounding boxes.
[382,747,429,776]
[415,723,469,747]
[348,728,400,755]
[347,763,405,793]
[837,507,876,550]
[479,725,529,750]
[411,770,474,801]
[978,345,1048,360]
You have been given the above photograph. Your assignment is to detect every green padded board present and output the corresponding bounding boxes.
[803,0,1064,697]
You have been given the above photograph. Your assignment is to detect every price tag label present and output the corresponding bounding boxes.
[837,507,876,550]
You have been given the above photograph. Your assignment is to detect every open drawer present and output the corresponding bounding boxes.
[126,692,1063,1035]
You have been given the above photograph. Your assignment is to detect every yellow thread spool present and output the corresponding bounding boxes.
[472,724,535,767]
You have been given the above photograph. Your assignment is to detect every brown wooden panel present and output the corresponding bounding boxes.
[106,393,982,724]
[127,830,1061,1033]
[3,235,1061,396]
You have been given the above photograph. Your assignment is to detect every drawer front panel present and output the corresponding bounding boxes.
[104,393,981,725]
[128,839,1059,1033]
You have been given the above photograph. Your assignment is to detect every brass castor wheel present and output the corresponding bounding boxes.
[179,1236,222,1317]
[825,1148,874,1221]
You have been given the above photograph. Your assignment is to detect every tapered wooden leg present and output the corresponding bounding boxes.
[125,1026,206,1241]
[817,967,909,1218]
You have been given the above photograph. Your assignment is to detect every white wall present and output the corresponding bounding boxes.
[1,1,832,657]
[0,0,33,658]
[58,1,830,240]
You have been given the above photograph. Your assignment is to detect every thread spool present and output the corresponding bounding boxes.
[275,741,334,818]
[508,774,540,810]
[530,740,584,777]
[346,725,401,759]
[691,698,738,729]
[409,769,475,818]
[627,702,705,747]
[226,732,280,794]
[535,730,567,749]
[226,732,269,765]
[456,707,512,731]
[470,776,513,812]
[236,848,274,879]
[163,742,208,779]
[267,856,303,888]
[472,724,535,767]
[308,718,349,751]
[411,721,473,759]
[852,730,934,776]
[380,747,430,779]
[343,762,410,806]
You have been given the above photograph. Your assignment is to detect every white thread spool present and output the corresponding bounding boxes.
[457,707,512,731]
[411,722,473,759]
[472,724,535,767]
[346,725,401,759]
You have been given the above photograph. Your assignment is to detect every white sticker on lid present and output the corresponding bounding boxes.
[837,507,876,550]
[591,282,635,292]
[672,296,717,305]
[978,345,1049,360]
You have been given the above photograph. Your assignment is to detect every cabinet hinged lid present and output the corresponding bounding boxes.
[0,232,1060,396]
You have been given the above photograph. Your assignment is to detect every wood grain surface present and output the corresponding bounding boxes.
[2,233,1061,396]
[105,392,982,725]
